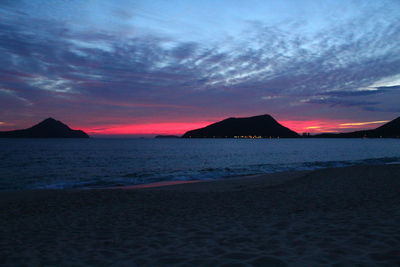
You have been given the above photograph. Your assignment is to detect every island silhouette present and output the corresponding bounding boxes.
[182,114,299,138]
[182,114,400,138]
[0,118,89,138]
[155,135,180,138]
[314,116,400,138]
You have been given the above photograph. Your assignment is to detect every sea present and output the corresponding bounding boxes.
[1,138,400,191]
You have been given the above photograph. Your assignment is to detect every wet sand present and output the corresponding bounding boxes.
[1,164,400,266]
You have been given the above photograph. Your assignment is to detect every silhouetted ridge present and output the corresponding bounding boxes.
[375,117,400,133]
[0,118,89,138]
[315,116,400,138]
[182,114,299,138]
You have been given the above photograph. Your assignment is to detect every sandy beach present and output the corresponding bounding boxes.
[1,164,400,266]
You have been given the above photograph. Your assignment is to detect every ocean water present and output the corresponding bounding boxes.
[1,138,400,191]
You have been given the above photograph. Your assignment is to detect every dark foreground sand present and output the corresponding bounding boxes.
[1,164,400,266]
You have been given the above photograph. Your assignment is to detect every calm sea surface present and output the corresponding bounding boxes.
[1,138,400,191]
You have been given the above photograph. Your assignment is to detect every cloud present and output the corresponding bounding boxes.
[0,3,399,130]
[301,96,379,108]
[339,120,389,126]
[0,88,32,106]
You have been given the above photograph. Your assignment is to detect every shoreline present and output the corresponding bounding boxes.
[1,164,400,266]
[116,169,312,192]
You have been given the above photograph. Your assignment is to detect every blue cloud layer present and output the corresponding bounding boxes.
[0,1,399,128]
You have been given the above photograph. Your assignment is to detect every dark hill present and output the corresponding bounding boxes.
[315,117,400,138]
[182,114,299,138]
[155,135,180,138]
[374,117,400,137]
[0,118,89,138]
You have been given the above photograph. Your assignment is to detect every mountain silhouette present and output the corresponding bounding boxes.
[0,118,89,138]
[182,114,299,138]
[315,117,400,138]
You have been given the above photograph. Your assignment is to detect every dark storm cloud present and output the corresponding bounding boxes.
[0,5,399,125]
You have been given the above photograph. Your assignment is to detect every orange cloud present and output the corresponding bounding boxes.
[280,120,345,133]
[339,120,389,127]
[280,119,388,133]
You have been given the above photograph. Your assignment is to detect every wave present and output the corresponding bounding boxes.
[28,156,400,190]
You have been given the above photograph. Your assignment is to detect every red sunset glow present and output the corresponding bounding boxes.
[77,119,388,136]
[80,122,212,136]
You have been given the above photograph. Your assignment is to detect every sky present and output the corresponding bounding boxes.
[0,0,399,136]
